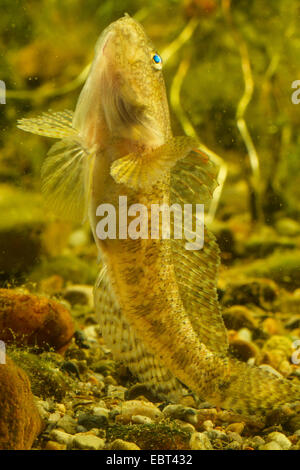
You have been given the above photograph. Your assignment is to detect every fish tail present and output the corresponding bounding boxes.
[212,358,300,419]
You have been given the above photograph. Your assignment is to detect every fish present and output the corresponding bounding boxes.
[18,14,300,421]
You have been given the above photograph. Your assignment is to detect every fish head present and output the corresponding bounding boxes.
[73,15,171,150]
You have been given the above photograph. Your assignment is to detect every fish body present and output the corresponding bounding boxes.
[18,15,300,420]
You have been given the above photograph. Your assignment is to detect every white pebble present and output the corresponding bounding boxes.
[119,400,162,421]
[132,415,153,424]
[73,434,105,450]
[203,420,214,431]
[50,429,74,446]
[266,432,292,450]
[190,432,213,450]
[93,407,109,419]
[259,441,282,450]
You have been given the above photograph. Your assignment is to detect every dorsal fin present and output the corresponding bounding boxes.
[170,151,228,355]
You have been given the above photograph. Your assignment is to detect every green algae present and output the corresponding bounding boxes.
[8,347,73,401]
[106,422,192,450]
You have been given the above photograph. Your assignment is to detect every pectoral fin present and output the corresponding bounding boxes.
[41,138,95,222]
[17,110,76,138]
[110,136,197,190]
[17,110,95,223]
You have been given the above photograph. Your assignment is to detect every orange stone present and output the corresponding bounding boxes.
[0,288,74,351]
[0,357,43,449]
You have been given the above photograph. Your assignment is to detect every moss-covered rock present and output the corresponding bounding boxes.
[8,348,72,401]
[106,422,191,450]
[0,356,43,449]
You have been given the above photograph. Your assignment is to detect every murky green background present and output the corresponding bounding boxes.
[1,0,300,284]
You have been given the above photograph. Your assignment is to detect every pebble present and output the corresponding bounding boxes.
[82,325,100,341]
[72,434,105,450]
[49,429,73,446]
[173,419,195,432]
[163,404,198,425]
[222,305,258,331]
[197,408,218,425]
[266,432,292,450]
[36,401,50,420]
[229,338,259,361]
[226,441,242,450]
[109,439,140,450]
[56,404,66,414]
[236,328,252,343]
[104,375,118,385]
[244,436,265,449]
[132,415,153,425]
[259,441,282,450]
[227,432,243,444]
[56,414,78,434]
[263,336,293,358]
[45,440,67,450]
[64,285,93,308]
[202,420,214,431]
[226,422,245,434]
[189,432,213,450]
[77,413,108,430]
[48,412,61,425]
[93,407,110,419]
[107,385,127,400]
[205,430,229,442]
[117,400,162,423]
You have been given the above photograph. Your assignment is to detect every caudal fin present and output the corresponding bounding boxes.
[212,358,300,420]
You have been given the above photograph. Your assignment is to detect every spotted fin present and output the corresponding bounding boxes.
[170,152,228,355]
[171,149,218,206]
[94,265,185,401]
[17,110,95,222]
[17,110,76,139]
[110,136,197,190]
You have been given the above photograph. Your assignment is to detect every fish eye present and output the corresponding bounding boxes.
[151,53,162,70]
